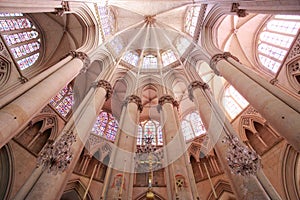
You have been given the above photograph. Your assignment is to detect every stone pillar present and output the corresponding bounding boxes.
[14,80,112,200]
[210,52,300,152]
[0,51,90,149]
[102,95,142,200]
[158,95,197,200]
[188,80,272,200]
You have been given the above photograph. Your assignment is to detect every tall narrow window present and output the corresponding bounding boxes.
[185,6,201,36]
[222,85,249,119]
[161,49,177,66]
[137,120,163,146]
[49,85,74,118]
[257,15,300,73]
[181,111,206,141]
[122,51,139,67]
[142,55,157,69]
[97,6,115,36]
[0,13,41,70]
[92,111,118,142]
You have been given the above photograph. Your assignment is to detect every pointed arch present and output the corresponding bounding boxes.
[61,180,93,200]
[207,180,234,200]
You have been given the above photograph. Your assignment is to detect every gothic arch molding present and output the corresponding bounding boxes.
[0,144,13,200]
[207,180,234,200]
[61,179,93,200]
[282,144,300,200]
[135,190,166,200]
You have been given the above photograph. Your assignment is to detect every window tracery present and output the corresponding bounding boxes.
[161,49,177,66]
[49,85,74,118]
[137,120,163,146]
[181,111,206,141]
[92,111,118,142]
[0,13,41,70]
[122,51,139,67]
[257,15,300,73]
[97,6,115,36]
[185,6,201,36]
[222,85,249,119]
[142,55,157,69]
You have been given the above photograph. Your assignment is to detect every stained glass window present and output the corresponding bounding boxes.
[49,85,74,118]
[181,111,206,141]
[176,37,190,56]
[222,85,249,119]
[92,111,118,142]
[98,6,115,36]
[123,51,139,67]
[142,55,157,69]
[108,36,123,55]
[185,6,201,36]
[161,49,177,66]
[137,120,163,146]
[0,13,41,70]
[257,15,300,73]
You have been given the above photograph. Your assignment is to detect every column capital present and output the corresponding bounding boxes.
[188,81,209,101]
[69,51,91,73]
[91,80,112,100]
[210,52,240,76]
[123,95,143,112]
[231,3,248,18]
[157,95,179,112]
[55,1,70,16]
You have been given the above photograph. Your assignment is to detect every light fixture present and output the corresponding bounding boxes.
[224,134,260,176]
[36,130,76,175]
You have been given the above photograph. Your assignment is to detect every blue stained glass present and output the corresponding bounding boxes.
[92,111,118,142]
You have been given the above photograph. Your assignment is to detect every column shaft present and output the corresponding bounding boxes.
[211,54,300,152]
[0,57,83,149]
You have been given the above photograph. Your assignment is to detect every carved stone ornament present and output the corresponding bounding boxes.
[69,51,91,73]
[0,55,10,86]
[18,76,28,84]
[91,80,112,100]
[157,95,179,112]
[123,94,143,112]
[210,52,240,76]
[188,80,209,101]
[269,78,278,85]
[55,1,70,16]
[231,3,248,18]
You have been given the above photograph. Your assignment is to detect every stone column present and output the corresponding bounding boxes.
[102,95,142,200]
[14,80,112,200]
[158,95,196,200]
[0,51,90,149]
[188,80,281,200]
[210,52,300,152]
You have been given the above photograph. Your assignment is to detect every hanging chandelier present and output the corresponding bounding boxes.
[36,130,76,175]
[224,134,260,176]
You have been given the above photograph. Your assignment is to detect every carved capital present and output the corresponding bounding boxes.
[69,51,90,73]
[123,95,143,112]
[188,81,209,101]
[19,76,28,84]
[91,80,112,100]
[210,52,239,76]
[231,3,248,18]
[157,95,179,112]
[270,78,278,85]
[55,1,70,16]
